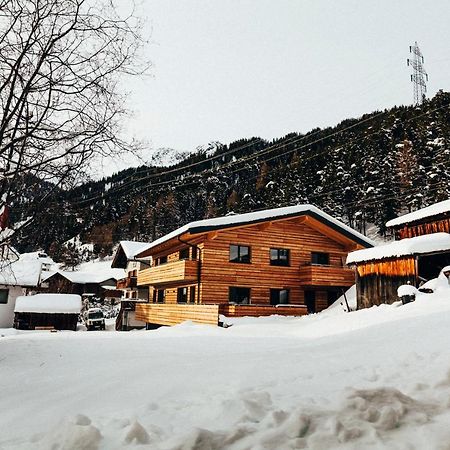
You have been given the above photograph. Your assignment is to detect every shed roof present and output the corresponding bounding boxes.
[14,294,82,314]
[346,232,450,264]
[135,204,374,257]
[386,199,450,228]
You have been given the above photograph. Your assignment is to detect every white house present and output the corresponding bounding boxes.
[0,251,54,328]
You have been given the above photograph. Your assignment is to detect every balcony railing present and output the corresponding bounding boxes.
[137,259,198,286]
[116,276,137,290]
[298,264,355,287]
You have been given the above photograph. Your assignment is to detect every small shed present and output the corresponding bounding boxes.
[14,293,82,330]
[386,199,450,240]
[347,233,450,308]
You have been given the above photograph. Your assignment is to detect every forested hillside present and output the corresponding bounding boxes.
[12,91,450,260]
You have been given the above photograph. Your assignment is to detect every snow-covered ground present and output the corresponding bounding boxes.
[2,292,450,449]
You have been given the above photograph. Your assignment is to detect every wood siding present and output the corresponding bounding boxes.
[219,304,307,317]
[298,265,355,286]
[200,218,350,305]
[135,303,219,326]
[393,216,450,240]
[137,259,198,286]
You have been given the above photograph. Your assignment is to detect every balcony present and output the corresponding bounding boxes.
[299,264,355,287]
[116,276,137,290]
[137,259,199,286]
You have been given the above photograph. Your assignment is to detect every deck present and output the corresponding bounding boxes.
[135,302,308,326]
[298,264,355,286]
[137,259,198,286]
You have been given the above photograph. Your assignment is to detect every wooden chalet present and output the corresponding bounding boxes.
[111,241,150,330]
[348,199,450,309]
[133,205,374,327]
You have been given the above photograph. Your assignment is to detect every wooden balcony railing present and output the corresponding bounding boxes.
[298,264,355,287]
[137,259,198,286]
[116,276,137,290]
[135,303,219,326]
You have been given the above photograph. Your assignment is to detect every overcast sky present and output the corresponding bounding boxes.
[105,0,450,176]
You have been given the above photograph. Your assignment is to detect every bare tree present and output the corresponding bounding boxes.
[0,0,148,247]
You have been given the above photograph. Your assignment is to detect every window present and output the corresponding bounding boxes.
[229,245,251,263]
[270,289,289,305]
[311,252,329,265]
[156,289,165,303]
[191,247,198,260]
[179,248,189,260]
[229,287,251,304]
[189,286,196,304]
[270,248,290,266]
[159,255,168,265]
[177,287,188,303]
[0,289,8,304]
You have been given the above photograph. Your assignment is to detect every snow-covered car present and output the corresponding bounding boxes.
[85,308,105,330]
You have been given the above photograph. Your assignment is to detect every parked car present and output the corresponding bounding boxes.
[85,308,105,330]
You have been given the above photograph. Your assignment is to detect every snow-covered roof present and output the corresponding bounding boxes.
[386,199,450,228]
[136,205,374,256]
[111,241,150,268]
[0,252,55,287]
[42,259,125,284]
[119,241,149,259]
[14,294,82,314]
[346,233,450,264]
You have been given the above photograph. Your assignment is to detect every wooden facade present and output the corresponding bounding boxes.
[14,312,78,331]
[351,201,450,309]
[392,214,450,240]
[134,209,371,326]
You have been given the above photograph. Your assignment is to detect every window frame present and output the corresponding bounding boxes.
[270,288,290,305]
[228,286,251,304]
[0,289,8,304]
[177,287,188,304]
[311,252,330,266]
[270,248,290,266]
[179,248,190,260]
[229,244,251,264]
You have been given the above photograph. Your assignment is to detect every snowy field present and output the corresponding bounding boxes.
[2,294,450,449]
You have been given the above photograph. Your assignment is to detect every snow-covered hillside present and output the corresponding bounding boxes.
[2,293,450,449]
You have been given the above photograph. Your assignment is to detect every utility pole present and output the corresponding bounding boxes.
[407,42,428,105]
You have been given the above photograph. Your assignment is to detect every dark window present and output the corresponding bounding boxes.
[157,290,165,303]
[179,248,189,260]
[305,290,316,314]
[0,289,8,304]
[177,287,188,303]
[189,286,196,304]
[270,289,289,305]
[311,252,329,265]
[159,256,168,265]
[229,287,251,304]
[270,248,290,266]
[229,245,251,263]
[191,247,198,260]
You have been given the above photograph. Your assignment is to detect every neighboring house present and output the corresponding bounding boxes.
[111,241,150,330]
[0,251,54,328]
[14,293,82,330]
[41,260,124,302]
[348,199,450,309]
[133,205,373,326]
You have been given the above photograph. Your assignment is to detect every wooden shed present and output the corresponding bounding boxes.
[347,233,450,308]
[14,293,82,331]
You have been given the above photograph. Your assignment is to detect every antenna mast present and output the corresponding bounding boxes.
[407,42,428,105]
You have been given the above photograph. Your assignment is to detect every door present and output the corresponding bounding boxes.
[304,290,316,314]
